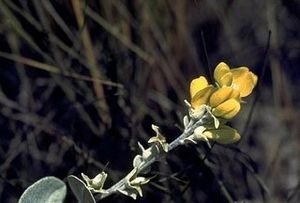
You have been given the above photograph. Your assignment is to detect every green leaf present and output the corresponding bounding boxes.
[67,175,96,203]
[18,176,66,203]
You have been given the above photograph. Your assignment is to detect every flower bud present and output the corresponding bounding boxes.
[214,62,233,86]
[190,76,215,108]
[202,125,240,144]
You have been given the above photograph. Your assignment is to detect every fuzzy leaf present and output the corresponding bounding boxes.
[148,125,169,152]
[67,175,96,203]
[81,172,107,193]
[183,115,189,128]
[18,176,66,203]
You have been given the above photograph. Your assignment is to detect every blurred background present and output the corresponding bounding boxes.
[0,0,299,202]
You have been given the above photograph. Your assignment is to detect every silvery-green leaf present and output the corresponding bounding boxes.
[203,137,212,148]
[81,172,107,192]
[117,188,138,200]
[93,172,107,191]
[18,176,66,203]
[183,115,189,128]
[189,105,206,120]
[137,142,153,170]
[151,124,160,135]
[119,168,150,199]
[184,99,192,108]
[128,176,149,197]
[148,126,169,152]
[194,126,206,137]
[192,126,212,147]
[137,142,146,153]
[138,142,159,161]
[130,177,150,185]
[138,142,150,158]
[182,137,197,144]
[133,154,143,168]
[67,175,96,203]
[81,173,92,185]
[206,107,220,128]
[212,114,220,129]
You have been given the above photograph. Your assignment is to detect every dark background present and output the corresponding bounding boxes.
[0,0,300,202]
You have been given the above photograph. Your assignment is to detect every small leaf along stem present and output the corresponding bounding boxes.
[96,113,210,201]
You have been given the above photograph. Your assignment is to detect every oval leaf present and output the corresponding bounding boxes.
[67,175,96,203]
[18,176,66,203]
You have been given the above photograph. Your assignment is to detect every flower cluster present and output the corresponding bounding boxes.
[189,62,257,144]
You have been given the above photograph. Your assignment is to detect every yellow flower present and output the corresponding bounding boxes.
[202,125,240,144]
[214,62,257,97]
[190,76,215,108]
[209,86,241,119]
[231,67,258,97]
[213,62,233,86]
[190,62,257,120]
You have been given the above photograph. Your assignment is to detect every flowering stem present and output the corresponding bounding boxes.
[96,113,209,201]
[168,115,209,151]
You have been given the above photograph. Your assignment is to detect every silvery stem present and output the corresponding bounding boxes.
[97,114,209,201]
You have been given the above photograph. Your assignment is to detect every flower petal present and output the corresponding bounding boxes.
[209,86,239,107]
[190,76,208,98]
[191,85,215,108]
[214,62,232,86]
[219,72,233,86]
[212,98,241,119]
[231,67,257,97]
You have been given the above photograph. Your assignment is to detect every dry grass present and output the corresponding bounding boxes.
[0,0,299,202]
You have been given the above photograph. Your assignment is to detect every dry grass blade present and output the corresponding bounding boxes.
[84,6,154,64]
[41,0,77,42]
[72,0,111,125]
[0,1,52,62]
[0,52,123,88]
[0,1,299,202]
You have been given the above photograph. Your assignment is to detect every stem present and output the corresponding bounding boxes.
[96,114,210,201]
